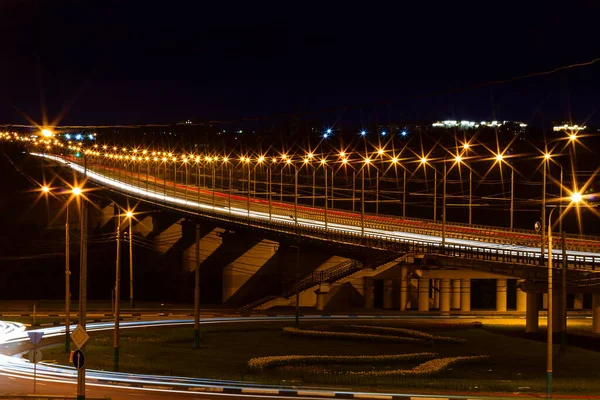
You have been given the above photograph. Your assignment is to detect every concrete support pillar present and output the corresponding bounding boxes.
[316,283,330,311]
[364,278,374,309]
[451,279,461,309]
[399,266,408,311]
[574,293,584,310]
[440,278,451,313]
[526,292,539,333]
[516,279,527,312]
[593,294,600,334]
[433,279,440,309]
[383,279,393,309]
[460,278,471,312]
[496,279,507,312]
[543,293,548,309]
[418,278,429,312]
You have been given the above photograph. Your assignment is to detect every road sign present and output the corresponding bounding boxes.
[27,331,44,346]
[72,349,85,369]
[28,349,42,363]
[70,325,89,349]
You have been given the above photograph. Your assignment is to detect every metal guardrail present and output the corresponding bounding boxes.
[41,153,600,270]
[0,396,110,400]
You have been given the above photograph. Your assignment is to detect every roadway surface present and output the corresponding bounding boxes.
[34,153,600,265]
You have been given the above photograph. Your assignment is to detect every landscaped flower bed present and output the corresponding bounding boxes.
[248,352,437,371]
[282,327,429,343]
[347,355,489,376]
[344,325,467,344]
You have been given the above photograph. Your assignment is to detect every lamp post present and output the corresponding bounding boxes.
[114,207,121,372]
[127,211,134,309]
[64,200,71,353]
[76,188,88,400]
[546,206,557,399]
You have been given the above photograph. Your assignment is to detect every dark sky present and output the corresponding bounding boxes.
[1,1,600,126]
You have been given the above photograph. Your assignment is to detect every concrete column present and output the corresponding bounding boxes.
[516,279,527,312]
[364,278,374,309]
[433,279,440,309]
[460,278,471,312]
[399,266,408,311]
[383,279,393,309]
[526,292,539,333]
[451,279,461,309]
[496,279,507,312]
[418,278,429,312]
[440,278,451,313]
[316,283,330,311]
[574,293,584,310]
[593,294,600,334]
[543,293,548,309]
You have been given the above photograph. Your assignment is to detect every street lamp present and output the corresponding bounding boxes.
[126,211,134,309]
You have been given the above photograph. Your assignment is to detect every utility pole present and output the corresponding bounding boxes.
[561,230,567,351]
[65,202,70,353]
[194,223,201,348]
[129,218,134,309]
[114,208,121,372]
[76,200,88,400]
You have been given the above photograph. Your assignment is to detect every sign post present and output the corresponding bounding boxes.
[27,331,44,394]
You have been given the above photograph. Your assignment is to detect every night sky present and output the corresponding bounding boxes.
[1,1,600,126]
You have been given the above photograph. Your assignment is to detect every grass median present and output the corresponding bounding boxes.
[41,319,600,394]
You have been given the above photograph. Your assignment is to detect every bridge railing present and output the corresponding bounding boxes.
[40,152,600,269]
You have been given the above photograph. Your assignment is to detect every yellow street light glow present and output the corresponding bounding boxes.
[342,158,348,164]
[258,156,265,163]
[339,151,345,157]
[41,129,53,137]
[463,143,469,149]
[286,159,292,164]
[320,159,327,165]
[544,153,551,160]
[126,211,133,218]
[281,154,287,160]
[307,153,313,159]
[377,148,384,155]
[272,157,277,163]
[495,153,503,162]
[162,157,167,162]
[304,158,309,163]
[420,157,427,164]
[182,157,188,163]
[240,156,245,162]
[223,157,229,162]
[205,156,212,162]
[570,134,577,141]
[571,191,583,203]
[455,155,462,163]
[364,158,371,164]
[72,187,82,196]
[391,157,398,164]
[41,186,50,193]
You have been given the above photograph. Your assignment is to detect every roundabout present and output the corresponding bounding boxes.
[1,315,600,399]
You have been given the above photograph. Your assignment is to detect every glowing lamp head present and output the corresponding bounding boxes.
[339,151,345,157]
[341,158,348,164]
[570,134,577,141]
[364,158,371,165]
[320,159,327,165]
[258,156,265,163]
[281,154,287,160]
[126,211,133,218]
[307,153,313,159]
[286,159,292,164]
[41,129,53,137]
[495,153,503,162]
[377,148,384,155]
[391,157,398,164]
[420,157,427,164]
[223,157,228,162]
[326,129,332,134]
[455,155,462,163]
[571,191,583,203]
[303,158,309,163]
[463,143,469,149]
[72,187,82,196]
[360,130,366,136]
[544,153,551,160]
[41,186,50,193]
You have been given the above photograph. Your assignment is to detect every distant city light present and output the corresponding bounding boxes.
[401,131,407,136]
[88,134,94,140]
[75,134,83,140]
[381,131,386,136]
[360,130,366,136]
[571,191,583,203]
[41,129,53,137]
[65,134,71,139]
[553,124,585,132]
[326,129,332,134]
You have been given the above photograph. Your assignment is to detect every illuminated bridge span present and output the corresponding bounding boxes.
[33,152,600,270]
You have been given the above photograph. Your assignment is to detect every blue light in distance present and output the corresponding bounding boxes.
[401,130,407,136]
[323,133,329,138]
[75,134,83,140]
[65,134,71,139]
[326,128,332,134]
[381,131,387,136]
[88,134,95,140]
[360,130,366,136]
